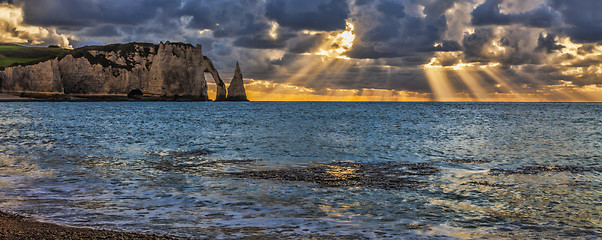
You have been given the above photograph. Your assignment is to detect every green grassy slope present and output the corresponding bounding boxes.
[0,44,69,68]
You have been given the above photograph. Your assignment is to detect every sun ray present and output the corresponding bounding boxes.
[455,69,490,101]
[521,73,581,102]
[423,59,458,101]
[482,68,520,93]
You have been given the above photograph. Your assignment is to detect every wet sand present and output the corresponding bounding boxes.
[0,211,180,240]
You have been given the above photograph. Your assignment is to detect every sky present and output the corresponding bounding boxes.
[1,0,601,101]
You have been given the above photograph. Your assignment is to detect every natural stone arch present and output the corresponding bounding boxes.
[201,56,227,101]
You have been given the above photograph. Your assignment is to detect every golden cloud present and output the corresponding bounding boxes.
[0,3,72,49]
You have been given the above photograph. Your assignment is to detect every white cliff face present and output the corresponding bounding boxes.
[148,42,207,97]
[226,62,248,101]
[0,58,63,93]
[0,42,230,101]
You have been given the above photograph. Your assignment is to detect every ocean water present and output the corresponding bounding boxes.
[0,102,600,239]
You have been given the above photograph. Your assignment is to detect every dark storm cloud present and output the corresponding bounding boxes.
[462,28,494,61]
[471,0,559,28]
[549,0,602,42]
[354,0,373,6]
[348,0,455,59]
[233,35,290,49]
[82,25,121,37]
[461,27,541,65]
[347,44,408,59]
[19,0,174,27]
[376,0,405,19]
[536,33,564,53]
[4,0,601,96]
[286,34,324,53]
[422,0,454,17]
[265,0,349,31]
[181,0,270,38]
[430,40,462,52]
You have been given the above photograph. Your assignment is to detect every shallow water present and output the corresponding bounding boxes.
[0,102,600,239]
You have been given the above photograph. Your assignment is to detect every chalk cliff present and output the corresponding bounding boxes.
[226,62,248,101]
[0,42,241,101]
[0,58,63,93]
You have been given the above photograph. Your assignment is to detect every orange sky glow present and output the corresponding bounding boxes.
[206,22,602,102]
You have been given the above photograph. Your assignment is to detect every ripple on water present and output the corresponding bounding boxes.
[0,102,600,238]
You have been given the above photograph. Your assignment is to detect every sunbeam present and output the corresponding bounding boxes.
[423,59,458,101]
[455,69,490,101]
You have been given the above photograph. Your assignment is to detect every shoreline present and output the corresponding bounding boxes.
[0,210,181,239]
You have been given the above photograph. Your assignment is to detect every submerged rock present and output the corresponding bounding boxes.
[441,158,490,164]
[489,165,602,175]
[226,62,248,101]
[225,161,439,190]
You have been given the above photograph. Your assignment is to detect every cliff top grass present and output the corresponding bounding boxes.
[0,42,197,70]
[0,44,69,68]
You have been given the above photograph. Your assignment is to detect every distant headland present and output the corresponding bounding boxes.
[0,42,248,102]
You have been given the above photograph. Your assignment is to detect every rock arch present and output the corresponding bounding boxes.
[201,56,227,101]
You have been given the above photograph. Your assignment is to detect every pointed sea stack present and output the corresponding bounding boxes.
[226,62,249,101]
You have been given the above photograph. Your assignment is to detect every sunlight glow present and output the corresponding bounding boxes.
[235,79,431,101]
[423,59,458,101]
[420,57,593,102]
[455,69,489,100]
[198,29,212,36]
[0,3,72,48]
[482,67,527,100]
[315,20,355,59]
[251,24,599,102]
[268,21,279,39]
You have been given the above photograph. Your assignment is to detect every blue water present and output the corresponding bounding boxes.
[0,102,600,239]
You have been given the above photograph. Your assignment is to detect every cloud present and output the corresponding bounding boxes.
[431,40,462,52]
[535,33,564,53]
[422,0,454,17]
[347,0,456,59]
[471,0,560,28]
[375,0,405,19]
[0,0,600,101]
[265,0,349,31]
[286,34,325,53]
[233,35,289,49]
[549,0,602,42]
[19,0,172,27]
[82,25,121,37]
[462,28,494,61]
[0,3,72,48]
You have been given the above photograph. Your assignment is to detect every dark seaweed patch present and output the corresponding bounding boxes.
[441,158,491,164]
[225,161,439,190]
[463,181,512,187]
[489,165,602,175]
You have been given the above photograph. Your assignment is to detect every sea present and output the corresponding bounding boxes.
[0,102,600,239]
